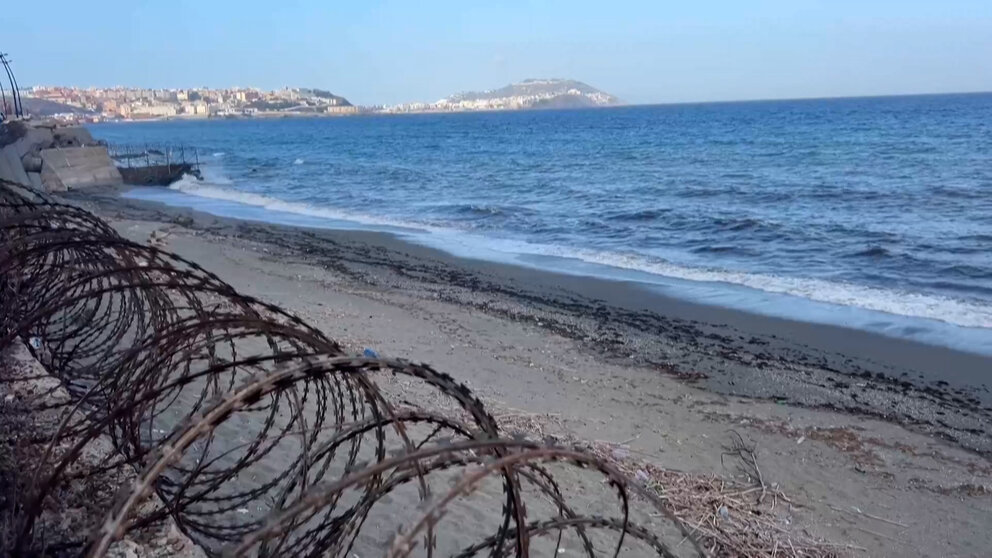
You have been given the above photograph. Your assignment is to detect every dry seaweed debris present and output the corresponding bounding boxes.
[492,407,851,558]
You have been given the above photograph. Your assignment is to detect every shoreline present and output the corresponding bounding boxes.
[54,185,992,556]
[120,183,992,358]
[79,91,992,125]
[66,186,992,455]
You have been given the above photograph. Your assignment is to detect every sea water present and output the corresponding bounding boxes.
[89,93,992,355]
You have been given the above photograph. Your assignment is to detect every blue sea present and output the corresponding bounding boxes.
[88,94,992,355]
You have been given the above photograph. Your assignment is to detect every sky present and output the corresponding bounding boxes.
[3,1,991,106]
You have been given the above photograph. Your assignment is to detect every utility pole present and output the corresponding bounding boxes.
[0,69,7,120]
[0,52,23,118]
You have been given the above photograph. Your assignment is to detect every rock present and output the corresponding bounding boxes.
[52,126,95,148]
[0,120,28,148]
[611,447,630,460]
[28,119,58,130]
[10,126,55,158]
[107,538,141,558]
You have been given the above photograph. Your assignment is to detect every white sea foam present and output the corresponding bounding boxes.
[168,177,436,231]
[198,166,234,185]
[293,158,304,165]
[506,244,992,329]
[162,178,992,330]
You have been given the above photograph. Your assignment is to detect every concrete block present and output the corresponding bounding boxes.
[0,120,28,149]
[40,160,66,192]
[52,127,95,148]
[0,149,16,183]
[11,126,55,158]
[0,145,31,186]
[39,146,123,190]
[27,172,44,192]
[22,153,43,172]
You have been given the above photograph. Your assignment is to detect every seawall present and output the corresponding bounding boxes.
[0,119,122,193]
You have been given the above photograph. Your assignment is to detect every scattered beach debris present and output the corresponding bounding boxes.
[721,430,766,502]
[148,227,174,248]
[491,406,843,558]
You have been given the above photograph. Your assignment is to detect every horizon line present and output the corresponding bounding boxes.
[621,89,992,108]
[22,83,991,110]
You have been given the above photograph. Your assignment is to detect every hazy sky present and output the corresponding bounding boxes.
[4,1,991,105]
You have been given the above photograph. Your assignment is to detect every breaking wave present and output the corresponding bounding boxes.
[167,176,437,231]
[161,177,992,330]
[529,246,992,329]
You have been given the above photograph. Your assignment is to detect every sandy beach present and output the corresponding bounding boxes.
[59,186,992,557]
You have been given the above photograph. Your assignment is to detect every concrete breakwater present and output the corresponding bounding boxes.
[0,119,123,193]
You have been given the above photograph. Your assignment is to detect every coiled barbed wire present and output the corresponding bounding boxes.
[0,179,698,558]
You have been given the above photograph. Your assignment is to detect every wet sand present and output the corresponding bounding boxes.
[60,186,992,557]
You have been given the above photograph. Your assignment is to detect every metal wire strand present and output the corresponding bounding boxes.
[0,179,698,558]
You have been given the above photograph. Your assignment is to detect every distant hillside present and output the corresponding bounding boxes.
[20,97,95,117]
[439,79,620,111]
[297,88,352,106]
[248,88,353,112]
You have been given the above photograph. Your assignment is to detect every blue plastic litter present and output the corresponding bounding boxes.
[363,348,380,358]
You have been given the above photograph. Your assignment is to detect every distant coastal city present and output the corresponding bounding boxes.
[25,85,359,121]
[19,79,620,122]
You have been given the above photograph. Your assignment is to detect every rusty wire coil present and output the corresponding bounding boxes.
[0,179,699,558]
